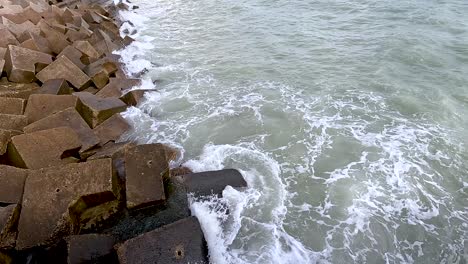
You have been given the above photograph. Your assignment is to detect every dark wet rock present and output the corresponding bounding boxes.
[116,217,208,264]
[66,234,116,264]
[176,169,247,197]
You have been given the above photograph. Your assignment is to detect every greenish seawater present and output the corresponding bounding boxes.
[119,0,468,263]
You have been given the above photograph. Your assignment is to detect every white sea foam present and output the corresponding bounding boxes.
[116,1,468,263]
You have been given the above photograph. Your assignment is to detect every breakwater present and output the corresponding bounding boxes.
[0,0,247,263]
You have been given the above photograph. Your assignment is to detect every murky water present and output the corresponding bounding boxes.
[117,0,468,263]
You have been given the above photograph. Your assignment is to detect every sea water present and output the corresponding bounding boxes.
[116,0,468,263]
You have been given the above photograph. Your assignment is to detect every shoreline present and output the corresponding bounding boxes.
[0,0,246,263]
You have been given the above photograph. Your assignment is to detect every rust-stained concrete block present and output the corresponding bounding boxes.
[24,107,100,153]
[24,94,77,123]
[0,97,25,115]
[0,114,27,131]
[16,159,118,249]
[0,204,21,249]
[116,217,208,264]
[0,82,39,99]
[74,92,127,128]
[4,45,53,83]
[7,126,81,169]
[124,144,169,209]
[93,113,129,146]
[36,55,91,90]
[0,165,28,204]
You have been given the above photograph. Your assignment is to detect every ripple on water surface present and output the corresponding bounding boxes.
[117,0,468,263]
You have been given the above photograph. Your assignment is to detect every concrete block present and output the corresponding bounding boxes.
[36,55,91,90]
[7,126,81,169]
[4,45,53,83]
[24,107,100,153]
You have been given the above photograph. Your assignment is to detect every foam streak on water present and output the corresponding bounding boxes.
[116,0,468,263]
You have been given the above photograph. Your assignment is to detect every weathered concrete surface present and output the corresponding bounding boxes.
[18,32,52,55]
[72,40,99,59]
[103,174,191,242]
[0,114,27,131]
[0,60,4,76]
[37,20,70,55]
[0,129,21,156]
[16,159,118,249]
[7,126,81,169]
[170,167,193,177]
[0,97,25,115]
[87,142,136,161]
[0,82,39,99]
[23,94,77,123]
[66,234,116,264]
[125,144,169,209]
[0,204,20,249]
[23,107,100,153]
[34,78,72,95]
[74,92,127,128]
[2,18,40,40]
[56,45,86,70]
[3,45,53,83]
[176,169,247,196]
[0,165,28,204]
[120,89,150,106]
[96,78,140,99]
[93,113,129,146]
[36,55,91,90]
[0,28,19,48]
[86,61,117,89]
[116,217,208,264]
